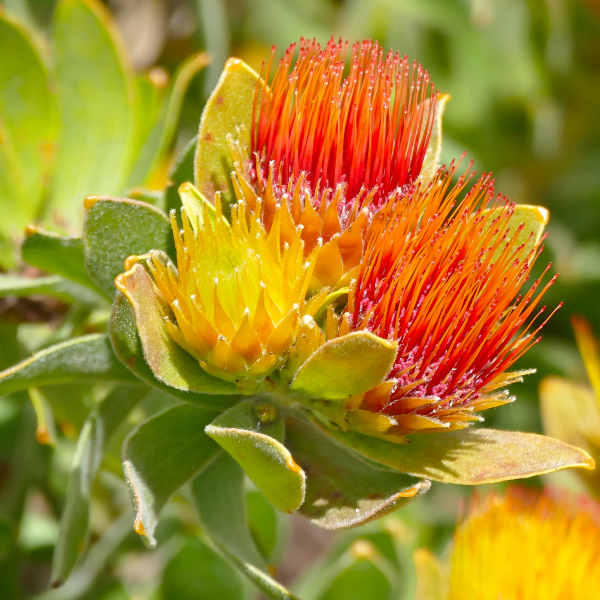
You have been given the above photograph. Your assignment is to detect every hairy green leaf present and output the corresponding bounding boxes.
[286,415,429,529]
[21,230,102,293]
[290,332,398,400]
[0,334,140,395]
[319,424,595,485]
[194,58,260,204]
[122,403,221,547]
[206,400,306,514]
[83,196,174,297]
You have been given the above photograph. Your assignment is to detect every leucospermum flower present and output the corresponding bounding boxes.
[229,37,444,289]
[436,487,600,599]
[303,163,558,439]
[143,194,327,386]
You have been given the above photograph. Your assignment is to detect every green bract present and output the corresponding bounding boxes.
[0,18,595,600]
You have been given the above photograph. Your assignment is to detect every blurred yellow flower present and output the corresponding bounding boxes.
[416,486,600,600]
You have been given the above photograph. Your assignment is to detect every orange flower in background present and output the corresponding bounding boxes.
[445,487,600,599]
[326,162,558,436]
[230,37,443,289]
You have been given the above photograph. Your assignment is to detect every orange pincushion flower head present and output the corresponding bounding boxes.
[230,37,442,288]
[447,487,600,599]
[330,162,559,436]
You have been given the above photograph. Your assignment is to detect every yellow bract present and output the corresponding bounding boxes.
[447,488,600,600]
[149,194,324,385]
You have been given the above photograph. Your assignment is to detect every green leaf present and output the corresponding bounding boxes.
[540,376,600,498]
[51,385,146,586]
[194,58,261,205]
[0,13,55,244]
[160,537,245,600]
[205,399,306,514]
[286,415,429,529]
[51,0,134,219]
[482,203,549,263]
[122,403,221,547]
[83,196,175,297]
[165,137,196,217]
[0,334,140,395]
[21,229,103,293]
[318,423,595,485]
[192,453,264,565]
[419,94,449,186]
[128,52,211,187]
[114,260,238,397]
[317,549,394,600]
[290,332,398,400]
[246,489,281,562]
[109,293,237,409]
[0,274,102,306]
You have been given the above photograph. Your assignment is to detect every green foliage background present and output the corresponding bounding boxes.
[0,0,599,598]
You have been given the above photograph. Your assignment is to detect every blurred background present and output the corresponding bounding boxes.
[1,0,600,598]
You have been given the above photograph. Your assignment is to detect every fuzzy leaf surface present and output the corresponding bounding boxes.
[286,415,429,529]
[83,197,175,297]
[0,334,140,395]
[122,403,221,547]
[194,58,260,204]
[205,400,306,514]
[21,230,103,293]
[319,424,594,484]
[290,332,398,400]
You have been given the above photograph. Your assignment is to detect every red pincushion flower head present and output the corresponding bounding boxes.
[229,37,444,289]
[317,162,560,438]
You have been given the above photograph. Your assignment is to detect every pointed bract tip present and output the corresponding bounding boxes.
[84,195,99,209]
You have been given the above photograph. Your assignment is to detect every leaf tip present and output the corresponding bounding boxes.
[133,516,146,536]
[84,195,100,209]
[286,455,302,474]
[123,254,140,271]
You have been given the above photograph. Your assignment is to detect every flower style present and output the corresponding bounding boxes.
[430,487,600,599]
[304,163,558,439]
[229,37,443,289]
